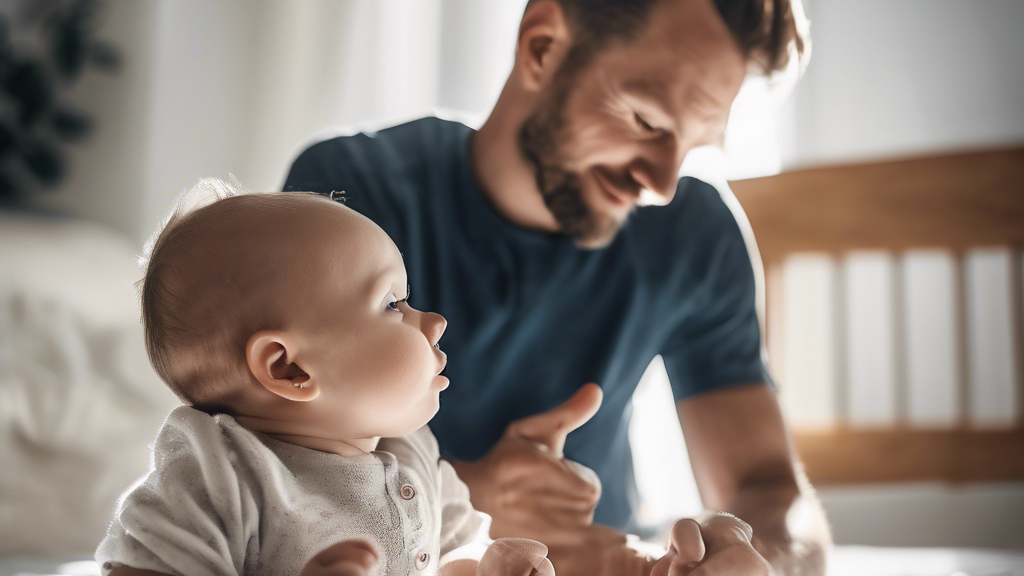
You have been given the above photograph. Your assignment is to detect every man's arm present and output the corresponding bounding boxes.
[677,383,831,575]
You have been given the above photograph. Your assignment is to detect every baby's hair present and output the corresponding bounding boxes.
[139,178,326,411]
[139,177,247,271]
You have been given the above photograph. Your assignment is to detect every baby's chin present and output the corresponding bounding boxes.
[417,382,446,426]
[388,384,446,436]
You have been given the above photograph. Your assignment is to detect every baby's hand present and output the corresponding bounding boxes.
[478,538,555,576]
[299,537,379,576]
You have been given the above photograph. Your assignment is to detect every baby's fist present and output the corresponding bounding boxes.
[300,537,379,576]
[478,538,555,576]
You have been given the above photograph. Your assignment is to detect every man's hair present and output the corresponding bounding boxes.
[527,0,809,76]
[138,179,323,411]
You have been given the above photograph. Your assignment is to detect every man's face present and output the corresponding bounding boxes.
[519,0,747,249]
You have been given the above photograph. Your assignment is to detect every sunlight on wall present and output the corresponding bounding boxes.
[628,356,704,530]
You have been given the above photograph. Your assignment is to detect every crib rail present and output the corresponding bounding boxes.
[731,147,1024,259]
[730,146,1024,486]
[795,428,1024,485]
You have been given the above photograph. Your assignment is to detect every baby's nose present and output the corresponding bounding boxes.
[424,311,447,345]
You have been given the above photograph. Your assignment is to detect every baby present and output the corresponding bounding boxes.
[96,180,554,576]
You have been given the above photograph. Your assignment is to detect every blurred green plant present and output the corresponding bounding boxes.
[0,0,119,199]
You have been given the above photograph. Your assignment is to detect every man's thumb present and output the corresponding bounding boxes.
[507,383,603,458]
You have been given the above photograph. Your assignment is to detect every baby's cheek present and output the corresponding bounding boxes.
[378,337,438,424]
[386,335,435,394]
[360,337,421,388]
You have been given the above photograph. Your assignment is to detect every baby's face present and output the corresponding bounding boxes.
[287,203,448,439]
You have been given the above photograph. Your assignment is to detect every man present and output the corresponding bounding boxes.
[284,0,830,574]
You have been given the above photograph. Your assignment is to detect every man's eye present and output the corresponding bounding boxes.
[634,112,656,132]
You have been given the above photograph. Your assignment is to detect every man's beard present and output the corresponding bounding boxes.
[517,92,629,250]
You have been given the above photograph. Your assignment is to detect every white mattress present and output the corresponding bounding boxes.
[2,547,1023,576]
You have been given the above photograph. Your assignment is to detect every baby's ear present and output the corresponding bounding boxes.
[246,330,319,401]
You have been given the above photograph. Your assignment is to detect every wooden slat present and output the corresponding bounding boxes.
[954,252,969,426]
[793,428,1024,486]
[1012,249,1024,428]
[729,147,1024,262]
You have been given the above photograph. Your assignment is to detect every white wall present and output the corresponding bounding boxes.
[31,0,160,242]
[437,0,523,114]
[31,1,263,242]
[780,0,1024,167]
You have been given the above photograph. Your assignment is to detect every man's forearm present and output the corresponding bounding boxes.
[727,479,831,576]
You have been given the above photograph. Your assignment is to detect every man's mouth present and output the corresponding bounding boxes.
[593,172,638,207]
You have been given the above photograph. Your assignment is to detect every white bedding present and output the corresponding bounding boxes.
[2,547,1023,576]
[0,213,178,557]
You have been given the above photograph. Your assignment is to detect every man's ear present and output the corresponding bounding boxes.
[515,0,573,92]
[246,330,319,402]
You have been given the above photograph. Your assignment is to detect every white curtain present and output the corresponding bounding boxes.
[38,0,525,243]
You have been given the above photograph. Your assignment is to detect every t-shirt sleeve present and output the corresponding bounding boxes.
[281,135,405,247]
[437,459,491,560]
[95,409,255,576]
[660,185,772,400]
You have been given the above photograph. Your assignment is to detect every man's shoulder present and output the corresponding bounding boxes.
[284,115,470,194]
[291,116,469,166]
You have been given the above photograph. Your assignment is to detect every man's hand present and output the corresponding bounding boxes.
[452,383,607,545]
[299,538,379,576]
[650,512,773,576]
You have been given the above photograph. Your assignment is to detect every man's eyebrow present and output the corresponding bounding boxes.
[620,79,670,98]
[618,81,679,129]
[620,81,676,116]
[624,78,729,116]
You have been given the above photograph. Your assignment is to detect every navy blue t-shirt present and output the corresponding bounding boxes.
[283,117,770,532]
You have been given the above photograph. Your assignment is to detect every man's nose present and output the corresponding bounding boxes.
[421,311,447,346]
[628,144,682,205]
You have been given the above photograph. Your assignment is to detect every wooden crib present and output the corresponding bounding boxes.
[729,146,1024,486]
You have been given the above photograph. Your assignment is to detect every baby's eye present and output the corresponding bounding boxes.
[386,296,408,312]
